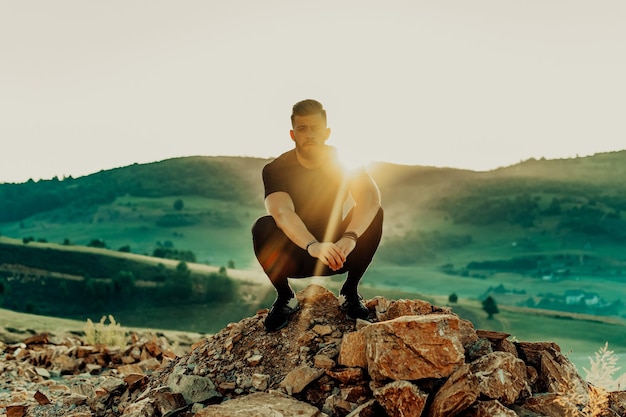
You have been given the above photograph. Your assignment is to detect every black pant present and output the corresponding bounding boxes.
[251,207,383,297]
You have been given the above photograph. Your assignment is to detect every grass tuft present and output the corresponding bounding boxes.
[83,314,126,347]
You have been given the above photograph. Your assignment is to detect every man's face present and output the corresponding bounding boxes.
[290,113,331,160]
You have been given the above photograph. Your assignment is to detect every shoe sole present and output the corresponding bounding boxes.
[264,305,300,332]
[340,305,370,321]
[344,312,371,321]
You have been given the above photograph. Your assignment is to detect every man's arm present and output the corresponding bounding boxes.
[343,172,382,238]
[265,191,347,270]
[265,191,316,250]
[333,172,381,260]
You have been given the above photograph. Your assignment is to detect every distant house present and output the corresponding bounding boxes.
[564,290,601,306]
[583,293,600,306]
[564,290,585,305]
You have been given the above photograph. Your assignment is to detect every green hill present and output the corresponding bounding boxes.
[1,152,626,324]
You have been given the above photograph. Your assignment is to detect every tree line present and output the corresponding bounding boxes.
[0,157,256,222]
[0,261,235,317]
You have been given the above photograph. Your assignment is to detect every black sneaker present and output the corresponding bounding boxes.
[339,292,371,320]
[264,296,299,332]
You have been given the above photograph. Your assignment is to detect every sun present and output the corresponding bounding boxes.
[337,147,374,174]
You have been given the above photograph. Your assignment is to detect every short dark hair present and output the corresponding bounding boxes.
[291,99,327,126]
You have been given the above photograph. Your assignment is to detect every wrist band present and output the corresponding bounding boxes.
[305,239,319,252]
[342,231,358,242]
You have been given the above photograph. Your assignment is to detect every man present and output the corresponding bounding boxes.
[251,99,384,332]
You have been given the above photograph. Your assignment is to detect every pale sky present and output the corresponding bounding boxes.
[1,1,624,183]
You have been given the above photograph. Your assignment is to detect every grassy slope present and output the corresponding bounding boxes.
[0,195,265,270]
[0,307,206,350]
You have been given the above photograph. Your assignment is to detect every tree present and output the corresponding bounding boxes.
[153,247,196,263]
[113,270,136,296]
[88,239,106,248]
[83,277,97,299]
[482,296,499,319]
[163,261,193,301]
[173,198,184,211]
[448,293,458,303]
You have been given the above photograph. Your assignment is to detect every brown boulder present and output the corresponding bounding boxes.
[470,351,528,405]
[195,391,327,416]
[364,314,465,381]
[428,363,479,417]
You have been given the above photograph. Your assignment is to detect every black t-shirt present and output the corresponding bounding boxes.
[263,147,366,237]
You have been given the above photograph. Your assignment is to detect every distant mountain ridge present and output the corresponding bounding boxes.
[2,150,625,223]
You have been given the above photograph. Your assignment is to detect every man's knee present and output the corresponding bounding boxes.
[251,215,277,238]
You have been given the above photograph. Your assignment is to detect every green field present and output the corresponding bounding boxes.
[1,195,264,269]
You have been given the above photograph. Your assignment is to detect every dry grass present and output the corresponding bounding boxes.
[83,315,126,347]
[584,342,626,392]
[555,342,626,416]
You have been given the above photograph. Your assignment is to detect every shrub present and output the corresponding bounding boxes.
[87,239,106,248]
[113,270,136,296]
[83,315,126,347]
[118,245,131,253]
[584,342,626,392]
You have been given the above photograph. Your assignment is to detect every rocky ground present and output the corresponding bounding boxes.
[2,284,626,417]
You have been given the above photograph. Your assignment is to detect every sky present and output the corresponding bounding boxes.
[1,1,624,183]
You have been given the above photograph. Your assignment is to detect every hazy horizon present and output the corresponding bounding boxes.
[4,148,626,185]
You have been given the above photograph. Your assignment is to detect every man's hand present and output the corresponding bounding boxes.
[308,241,349,271]
[335,236,357,258]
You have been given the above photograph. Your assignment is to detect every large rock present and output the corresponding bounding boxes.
[338,331,367,368]
[280,365,325,395]
[364,314,465,381]
[195,391,327,416]
[470,351,528,405]
[428,363,479,417]
[460,400,518,416]
[373,380,428,417]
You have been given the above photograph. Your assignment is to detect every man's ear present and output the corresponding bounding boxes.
[323,127,331,142]
[290,129,296,142]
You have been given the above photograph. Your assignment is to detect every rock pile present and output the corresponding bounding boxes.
[2,284,625,416]
[122,285,626,417]
[0,330,184,417]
